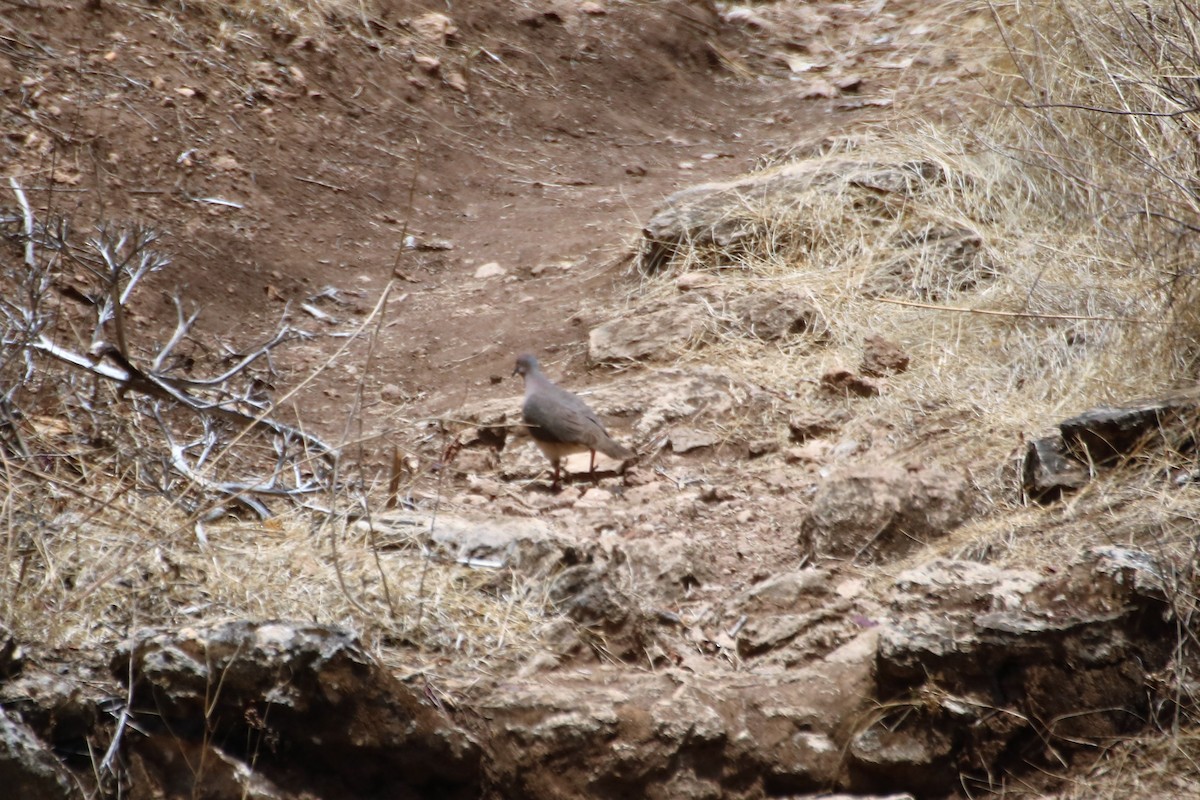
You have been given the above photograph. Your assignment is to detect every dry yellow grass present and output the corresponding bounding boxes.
[606,9,1200,789]
[624,125,1178,497]
[1043,733,1200,799]
[0,447,561,679]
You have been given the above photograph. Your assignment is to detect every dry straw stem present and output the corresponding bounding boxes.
[876,296,1173,327]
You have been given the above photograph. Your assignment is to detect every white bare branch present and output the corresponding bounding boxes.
[151,296,202,373]
[8,177,35,269]
[4,210,339,517]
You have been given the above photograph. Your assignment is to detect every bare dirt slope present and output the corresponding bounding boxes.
[1,0,951,422]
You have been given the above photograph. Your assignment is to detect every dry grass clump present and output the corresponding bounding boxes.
[1048,733,1200,799]
[628,127,1173,493]
[0,199,557,682]
[624,0,1200,497]
[0,394,560,679]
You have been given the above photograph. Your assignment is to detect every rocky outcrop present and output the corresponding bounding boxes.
[1022,390,1200,502]
[726,289,825,341]
[588,304,709,362]
[358,511,570,571]
[113,622,481,799]
[860,548,1174,795]
[798,461,973,562]
[481,634,878,799]
[481,548,1175,798]
[0,546,1181,800]
[0,708,78,800]
[638,158,950,274]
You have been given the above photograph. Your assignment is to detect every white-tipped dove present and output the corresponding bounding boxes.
[513,353,633,489]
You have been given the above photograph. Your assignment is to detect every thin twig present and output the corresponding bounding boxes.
[391,135,422,276]
[150,296,201,373]
[99,654,135,776]
[1013,100,1200,119]
[343,280,398,618]
[31,336,337,463]
[294,176,345,192]
[875,297,1174,326]
[7,177,35,269]
[324,461,373,618]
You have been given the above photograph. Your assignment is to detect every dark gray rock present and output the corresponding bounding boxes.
[0,708,78,800]
[1022,435,1089,503]
[114,621,480,799]
[1060,401,1179,464]
[1021,391,1200,502]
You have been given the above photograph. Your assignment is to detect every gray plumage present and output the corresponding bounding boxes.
[513,353,633,487]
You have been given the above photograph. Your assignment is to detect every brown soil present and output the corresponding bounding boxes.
[1,0,939,433]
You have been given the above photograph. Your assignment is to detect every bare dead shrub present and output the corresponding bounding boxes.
[0,183,336,530]
[989,0,1200,371]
